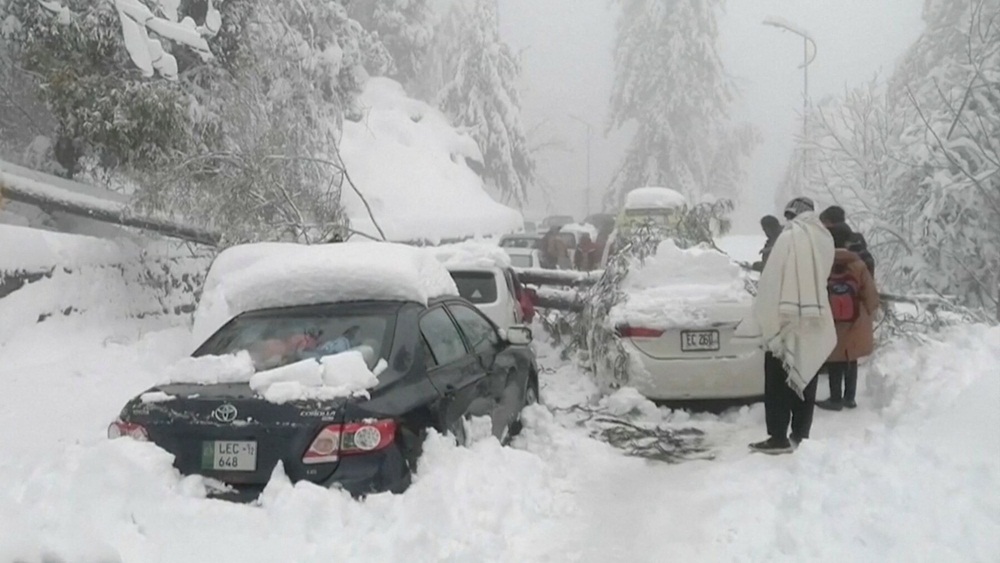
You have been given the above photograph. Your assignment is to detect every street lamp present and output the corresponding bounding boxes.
[569,114,592,216]
[763,16,817,180]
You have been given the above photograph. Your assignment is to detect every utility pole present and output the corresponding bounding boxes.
[763,16,817,187]
[570,115,593,216]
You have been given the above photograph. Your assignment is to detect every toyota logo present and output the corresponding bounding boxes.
[211,403,238,423]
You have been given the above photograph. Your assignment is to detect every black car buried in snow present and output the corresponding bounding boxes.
[109,297,539,502]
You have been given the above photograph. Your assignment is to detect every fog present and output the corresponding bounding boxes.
[500,0,925,232]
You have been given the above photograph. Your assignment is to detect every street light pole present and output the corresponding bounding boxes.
[763,16,817,185]
[569,115,593,216]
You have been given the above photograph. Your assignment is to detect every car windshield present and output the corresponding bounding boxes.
[450,271,499,304]
[508,254,534,268]
[196,303,397,372]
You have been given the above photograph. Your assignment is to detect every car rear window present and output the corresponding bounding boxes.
[450,271,499,304]
[195,304,396,372]
[500,237,538,249]
[509,254,534,268]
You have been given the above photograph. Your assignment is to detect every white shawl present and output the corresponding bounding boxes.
[736,212,837,398]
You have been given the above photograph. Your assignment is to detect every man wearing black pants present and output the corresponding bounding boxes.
[737,196,837,455]
[764,353,819,444]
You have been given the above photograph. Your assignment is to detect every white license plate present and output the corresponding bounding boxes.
[202,440,257,471]
[681,330,720,352]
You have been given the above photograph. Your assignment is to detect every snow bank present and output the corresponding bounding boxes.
[431,240,511,270]
[340,78,522,243]
[248,351,380,404]
[624,187,687,210]
[0,225,209,345]
[609,240,751,329]
[192,241,458,347]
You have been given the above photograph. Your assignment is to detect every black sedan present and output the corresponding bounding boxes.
[109,297,539,501]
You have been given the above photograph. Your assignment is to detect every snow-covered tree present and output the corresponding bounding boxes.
[3,0,393,244]
[608,0,753,204]
[888,0,1000,310]
[779,0,999,312]
[436,0,536,205]
[347,0,434,85]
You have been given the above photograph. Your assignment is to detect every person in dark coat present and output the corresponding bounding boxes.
[752,215,783,272]
[820,206,875,275]
[575,233,599,271]
[816,223,879,411]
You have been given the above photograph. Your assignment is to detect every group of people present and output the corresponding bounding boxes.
[538,226,610,271]
[739,197,880,454]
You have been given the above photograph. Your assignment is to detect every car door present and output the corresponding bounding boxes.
[418,306,493,439]
[446,302,524,438]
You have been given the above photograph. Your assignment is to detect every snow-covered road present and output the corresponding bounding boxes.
[1,313,997,562]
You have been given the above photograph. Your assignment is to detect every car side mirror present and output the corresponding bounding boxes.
[506,325,532,346]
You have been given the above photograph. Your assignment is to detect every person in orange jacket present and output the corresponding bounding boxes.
[817,223,879,411]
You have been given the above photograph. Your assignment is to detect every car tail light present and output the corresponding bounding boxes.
[107,420,148,441]
[302,419,396,465]
[616,325,665,338]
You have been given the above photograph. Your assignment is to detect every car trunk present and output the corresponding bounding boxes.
[624,302,754,360]
[137,383,348,487]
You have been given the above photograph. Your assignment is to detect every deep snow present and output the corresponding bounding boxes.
[0,304,997,562]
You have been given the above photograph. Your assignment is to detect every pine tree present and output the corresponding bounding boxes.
[436,0,536,205]
[608,0,752,204]
[347,0,434,85]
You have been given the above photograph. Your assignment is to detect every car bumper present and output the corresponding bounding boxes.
[624,341,765,400]
[205,445,411,503]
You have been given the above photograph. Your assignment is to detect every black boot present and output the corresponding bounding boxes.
[749,437,794,455]
[816,399,843,411]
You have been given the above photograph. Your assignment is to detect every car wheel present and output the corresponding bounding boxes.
[505,372,539,441]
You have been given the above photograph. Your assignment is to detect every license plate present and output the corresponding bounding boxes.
[681,330,720,352]
[201,440,257,471]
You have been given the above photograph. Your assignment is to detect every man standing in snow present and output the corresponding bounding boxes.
[737,197,837,454]
[751,215,783,272]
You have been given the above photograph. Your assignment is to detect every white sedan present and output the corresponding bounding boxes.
[598,240,764,401]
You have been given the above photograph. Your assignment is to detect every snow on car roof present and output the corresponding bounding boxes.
[624,187,688,210]
[431,241,512,271]
[191,242,458,347]
[609,239,751,330]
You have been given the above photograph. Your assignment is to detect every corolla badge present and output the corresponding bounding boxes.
[211,403,238,423]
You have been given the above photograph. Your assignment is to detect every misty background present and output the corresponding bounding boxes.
[501,0,924,232]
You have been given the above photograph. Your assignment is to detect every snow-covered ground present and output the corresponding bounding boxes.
[1,300,997,561]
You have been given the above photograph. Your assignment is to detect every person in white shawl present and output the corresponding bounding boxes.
[737,197,837,454]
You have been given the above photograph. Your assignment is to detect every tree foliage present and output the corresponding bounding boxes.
[1,0,394,245]
[608,0,755,204]
[782,0,999,312]
[435,0,536,205]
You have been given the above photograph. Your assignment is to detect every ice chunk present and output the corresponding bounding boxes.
[160,351,255,384]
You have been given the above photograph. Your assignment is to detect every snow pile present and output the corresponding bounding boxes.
[158,348,382,404]
[431,240,511,270]
[609,239,751,329]
[624,187,687,210]
[866,324,1000,426]
[160,351,255,385]
[340,78,522,243]
[248,351,381,404]
[0,225,208,345]
[192,241,458,347]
